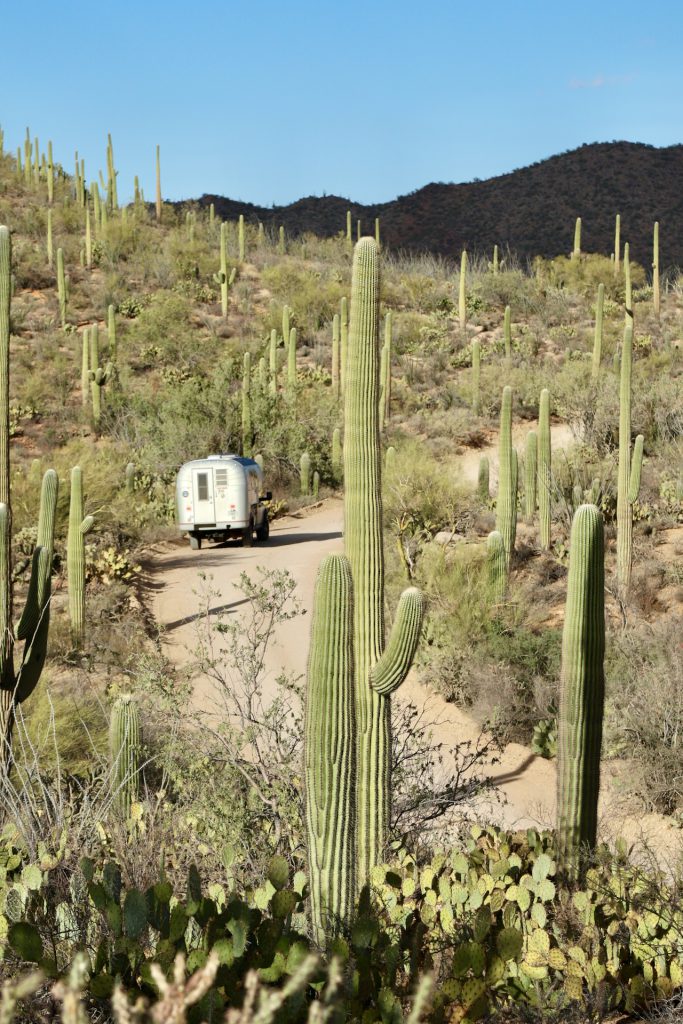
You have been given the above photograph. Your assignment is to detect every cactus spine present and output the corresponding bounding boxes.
[504,305,511,361]
[487,530,506,601]
[614,214,621,277]
[572,217,581,259]
[616,323,641,595]
[305,555,355,943]
[459,250,467,332]
[556,505,605,879]
[592,283,604,378]
[538,389,552,550]
[242,352,252,457]
[652,221,660,318]
[343,238,424,881]
[56,247,67,327]
[300,451,311,496]
[110,695,142,816]
[478,456,489,502]
[495,387,517,569]
[524,431,538,521]
[471,339,481,414]
[67,467,94,647]
[331,314,340,399]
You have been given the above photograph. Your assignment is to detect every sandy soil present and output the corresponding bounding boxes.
[150,452,682,865]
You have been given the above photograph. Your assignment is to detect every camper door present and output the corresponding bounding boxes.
[191,467,215,524]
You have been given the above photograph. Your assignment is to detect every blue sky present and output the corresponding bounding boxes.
[2,1,680,206]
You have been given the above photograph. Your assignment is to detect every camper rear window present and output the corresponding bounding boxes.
[197,473,209,501]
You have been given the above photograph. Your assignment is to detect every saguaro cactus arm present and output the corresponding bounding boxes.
[628,434,644,504]
[370,588,424,696]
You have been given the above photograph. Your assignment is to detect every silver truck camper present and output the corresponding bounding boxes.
[175,454,271,550]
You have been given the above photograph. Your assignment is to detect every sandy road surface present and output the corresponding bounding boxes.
[150,441,682,861]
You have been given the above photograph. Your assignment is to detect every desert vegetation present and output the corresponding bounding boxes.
[0,128,681,1023]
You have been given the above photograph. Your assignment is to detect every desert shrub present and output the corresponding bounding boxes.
[604,620,683,814]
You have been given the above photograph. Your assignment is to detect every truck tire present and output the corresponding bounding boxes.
[242,519,254,547]
[189,535,201,551]
[256,513,269,542]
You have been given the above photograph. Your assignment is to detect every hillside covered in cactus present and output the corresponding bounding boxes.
[0,126,681,1024]
[199,141,683,267]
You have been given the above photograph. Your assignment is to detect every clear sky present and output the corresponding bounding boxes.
[2,1,680,206]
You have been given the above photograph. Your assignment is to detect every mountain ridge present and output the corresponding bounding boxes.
[185,142,683,268]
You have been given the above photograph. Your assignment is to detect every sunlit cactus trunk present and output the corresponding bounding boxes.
[305,554,355,945]
[487,530,506,601]
[652,221,660,319]
[344,238,424,881]
[524,431,537,522]
[458,250,467,332]
[557,505,605,879]
[477,456,489,502]
[572,216,581,259]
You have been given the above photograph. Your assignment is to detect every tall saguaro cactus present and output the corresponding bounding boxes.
[503,305,512,361]
[592,283,604,378]
[495,387,517,569]
[614,214,621,277]
[67,467,95,647]
[331,314,340,399]
[305,555,355,945]
[56,247,67,327]
[459,250,467,332]
[343,238,424,882]
[524,431,538,522]
[616,323,643,595]
[572,217,581,259]
[652,221,660,319]
[340,297,349,395]
[557,504,605,879]
[0,227,59,758]
[538,389,552,550]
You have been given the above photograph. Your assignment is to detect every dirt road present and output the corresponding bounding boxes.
[150,439,682,860]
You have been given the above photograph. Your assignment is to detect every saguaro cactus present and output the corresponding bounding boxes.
[217,222,229,317]
[471,339,481,414]
[487,530,506,601]
[624,242,632,324]
[331,427,342,482]
[556,504,605,879]
[459,250,467,332]
[382,311,392,424]
[300,452,311,496]
[56,247,67,327]
[614,214,621,277]
[125,462,136,493]
[342,238,424,881]
[538,389,552,550]
[524,431,538,522]
[504,305,512,361]
[242,352,252,458]
[492,244,499,275]
[331,314,340,399]
[81,330,90,407]
[46,208,53,268]
[616,323,643,595]
[572,217,581,259]
[88,325,111,426]
[305,554,355,944]
[287,328,297,393]
[269,328,278,394]
[109,695,142,816]
[238,214,245,262]
[478,456,489,502]
[652,221,660,319]
[67,467,95,647]
[107,304,117,362]
[495,387,517,569]
[340,297,349,394]
[592,283,604,378]
[0,227,59,757]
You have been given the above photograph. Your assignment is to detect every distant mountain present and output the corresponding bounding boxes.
[188,142,683,269]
